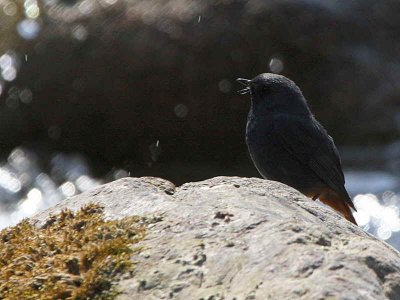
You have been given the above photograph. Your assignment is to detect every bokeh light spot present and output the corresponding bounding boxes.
[78,0,94,15]
[113,169,129,180]
[8,148,31,171]
[377,226,392,240]
[60,181,76,197]
[0,167,21,193]
[72,25,88,41]
[174,103,188,118]
[17,19,40,40]
[3,2,17,16]
[218,79,232,93]
[19,188,42,215]
[75,175,101,192]
[100,0,117,6]
[2,66,16,81]
[19,88,32,103]
[6,96,19,109]
[24,0,40,19]
[0,53,13,69]
[269,57,284,74]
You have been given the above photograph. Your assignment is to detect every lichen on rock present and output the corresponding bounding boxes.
[0,203,145,300]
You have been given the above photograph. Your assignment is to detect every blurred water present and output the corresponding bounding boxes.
[345,170,400,246]
[0,147,104,228]
[1,146,400,250]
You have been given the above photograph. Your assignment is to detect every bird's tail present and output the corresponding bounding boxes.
[319,190,357,225]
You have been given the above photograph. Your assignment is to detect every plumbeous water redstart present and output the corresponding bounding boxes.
[237,73,357,225]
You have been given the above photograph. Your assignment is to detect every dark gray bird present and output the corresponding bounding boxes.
[237,73,357,224]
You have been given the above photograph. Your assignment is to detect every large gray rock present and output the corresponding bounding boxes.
[33,177,400,299]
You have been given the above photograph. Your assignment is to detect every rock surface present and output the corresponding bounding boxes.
[33,177,400,299]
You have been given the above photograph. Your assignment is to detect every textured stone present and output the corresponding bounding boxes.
[32,177,400,299]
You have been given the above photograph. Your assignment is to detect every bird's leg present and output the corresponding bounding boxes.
[312,193,320,201]
[305,190,321,201]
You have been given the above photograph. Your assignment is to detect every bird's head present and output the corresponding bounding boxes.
[237,73,311,116]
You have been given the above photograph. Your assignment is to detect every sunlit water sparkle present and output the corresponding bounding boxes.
[0,146,400,250]
[0,147,104,229]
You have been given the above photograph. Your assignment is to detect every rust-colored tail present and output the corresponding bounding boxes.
[319,190,357,225]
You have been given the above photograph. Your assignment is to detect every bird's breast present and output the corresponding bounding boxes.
[245,114,274,147]
[245,114,295,181]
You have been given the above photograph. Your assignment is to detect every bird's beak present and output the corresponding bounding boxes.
[236,78,251,86]
[236,78,251,94]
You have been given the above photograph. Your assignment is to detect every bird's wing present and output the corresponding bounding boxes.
[273,114,355,210]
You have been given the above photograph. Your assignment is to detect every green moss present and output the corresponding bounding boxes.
[0,203,145,299]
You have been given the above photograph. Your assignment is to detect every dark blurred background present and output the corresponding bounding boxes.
[1,0,400,248]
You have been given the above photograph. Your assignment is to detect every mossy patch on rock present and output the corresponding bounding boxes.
[0,203,145,299]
